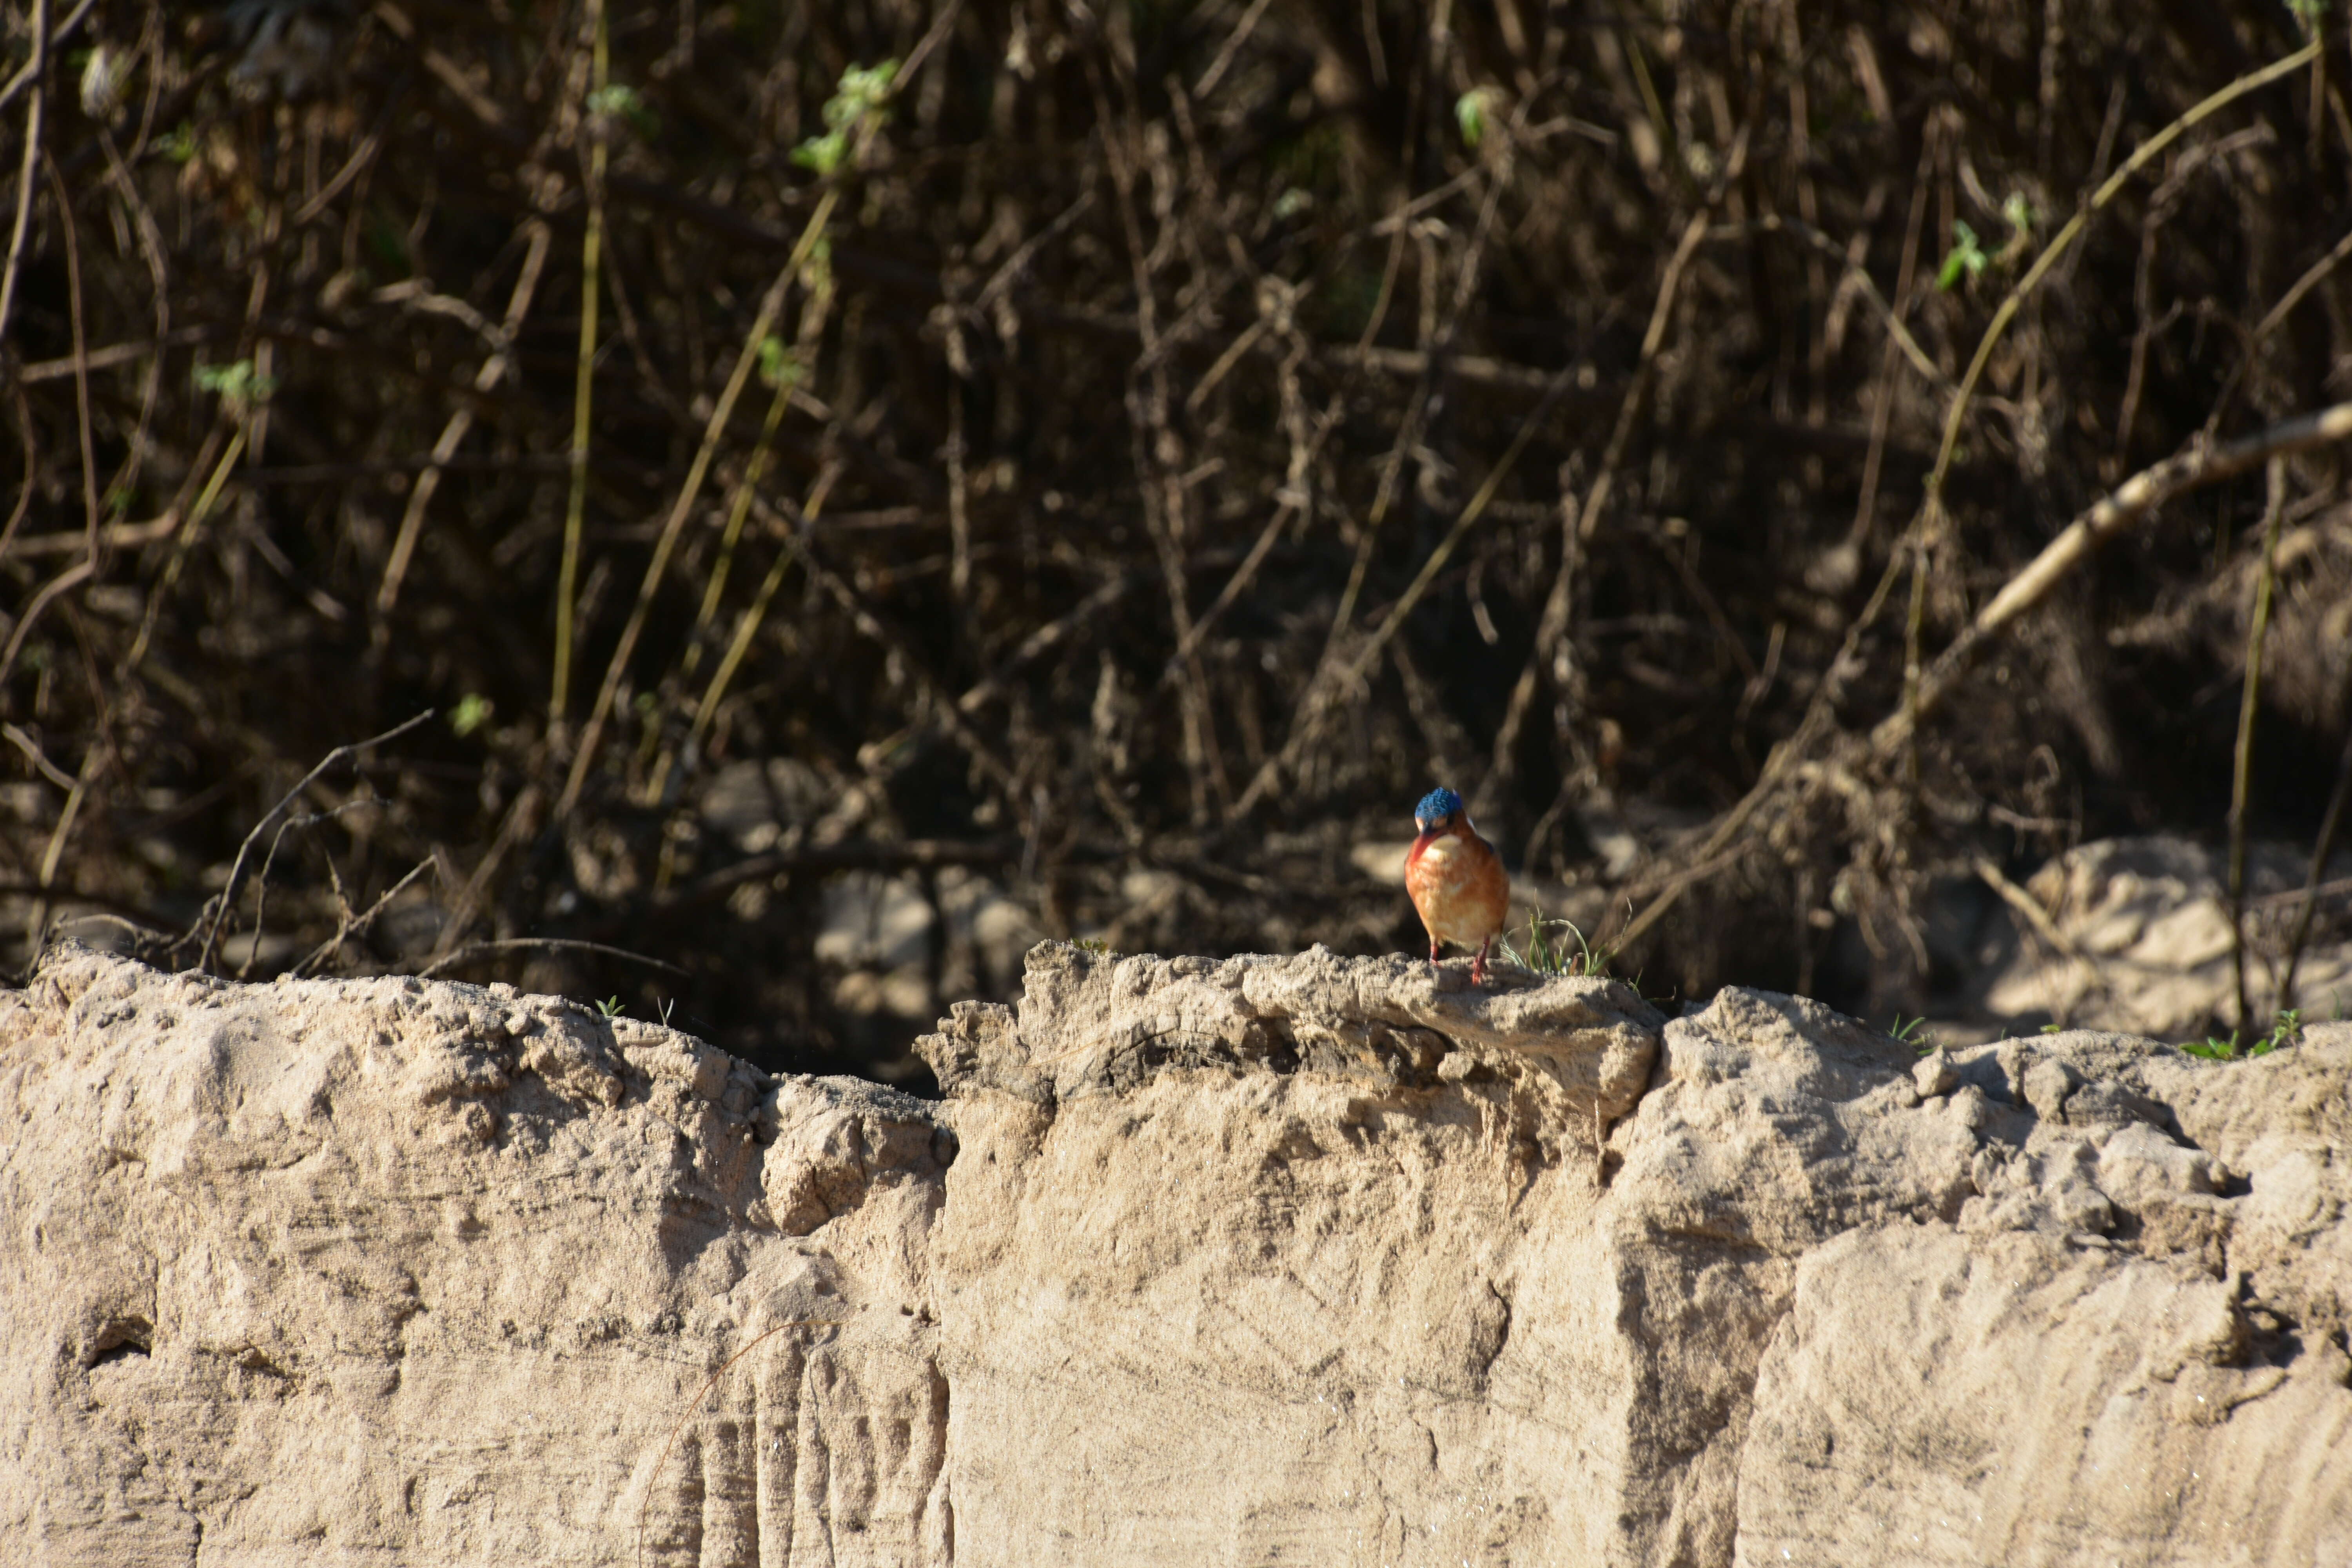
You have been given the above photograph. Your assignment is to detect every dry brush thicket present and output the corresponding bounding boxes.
[3,0,2350,1079]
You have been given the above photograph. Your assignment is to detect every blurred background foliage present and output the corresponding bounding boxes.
[2,0,2349,1084]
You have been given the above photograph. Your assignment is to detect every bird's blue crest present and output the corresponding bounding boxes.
[1415,786,1464,825]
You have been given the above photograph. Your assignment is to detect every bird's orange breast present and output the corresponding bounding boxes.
[1405,825,1509,946]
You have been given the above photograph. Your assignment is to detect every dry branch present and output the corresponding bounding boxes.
[190,713,435,974]
[375,223,553,626]
[1879,401,2352,755]
[0,0,54,351]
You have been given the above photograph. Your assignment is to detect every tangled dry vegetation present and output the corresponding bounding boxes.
[2,0,2350,1080]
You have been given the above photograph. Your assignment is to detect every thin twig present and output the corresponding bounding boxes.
[742,490,1020,793]
[673,836,1031,905]
[1605,474,1947,957]
[966,569,1149,714]
[2268,873,2352,914]
[419,937,685,979]
[293,856,438,978]
[2277,720,2352,1017]
[1194,0,1277,96]
[0,0,91,118]
[2205,220,2352,439]
[552,0,607,730]
[290,87,398,227]
[0,0,52,350]
[16,327,211,383]
[1835,138,1937,579]
[42,156,100,566]
[558,180,844,819]
[91,129,171,522]
[2229,459,2287,1032]
[1,723,77,789]
[1161,385,1342,682]
[374,220,552,628]
[642,269,837,800]
[679,465,838,770]
[242,799,385,978]
[0,379,37,567]
[191,712,435,972]
[0,561,95,695]
[0,882,172,926]
[420,782,543,971]
[21,414,249,948]
[1973,855,2098,1025]
[1730,212,1948,389]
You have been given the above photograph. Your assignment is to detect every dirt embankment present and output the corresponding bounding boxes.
[3,942,2347,1564]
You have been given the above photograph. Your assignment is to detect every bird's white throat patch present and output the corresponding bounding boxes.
[1417,835,1469,871]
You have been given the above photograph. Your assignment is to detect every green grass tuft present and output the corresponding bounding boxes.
[1889,1014,1940,1054]
[1500,906,1618,980]
[2183,1009,2301,1061]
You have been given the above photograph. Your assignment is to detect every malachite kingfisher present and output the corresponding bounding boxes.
[1403,786,1510,985]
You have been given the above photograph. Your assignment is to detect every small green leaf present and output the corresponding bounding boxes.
[757,335,799,390]
[792,130,846,175]
[588,82,659,138]
[194,358,276,408]
[837,60,898,109]
[450,693,494,737]
[2002,192,2036,236]
[1455,87,1496,149]
[2183,1031,2239,1061]
[795,60,900,178]
[1936,220,1987,291]
[162,122,198,165]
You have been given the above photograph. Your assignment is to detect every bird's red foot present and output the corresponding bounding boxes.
[1470,938,1494,986]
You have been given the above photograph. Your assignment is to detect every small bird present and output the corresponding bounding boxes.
[1403,786,1510,985]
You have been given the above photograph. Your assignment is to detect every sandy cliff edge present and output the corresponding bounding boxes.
[1,940,2346,1565]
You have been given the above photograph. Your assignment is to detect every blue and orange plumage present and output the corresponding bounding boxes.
[1403,786,1510,985]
